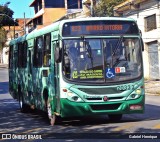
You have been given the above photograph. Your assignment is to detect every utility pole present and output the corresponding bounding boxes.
[82,0,96,17]
[24,13,26,35]
[91,0,93,16]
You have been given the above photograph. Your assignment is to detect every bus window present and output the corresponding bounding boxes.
[33,36,43,67]
[23,41,27,68]
[63,39,103,81]
[43,34,51,67]
[104,38,142,81]
[17,42,27,68]
[18,43,23,68]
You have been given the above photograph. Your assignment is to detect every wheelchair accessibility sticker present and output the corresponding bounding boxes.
[106,68,115,78]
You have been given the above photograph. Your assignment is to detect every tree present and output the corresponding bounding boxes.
[0,1,15,56]
[0,27,7,51]
[93,0,126,17]
[0,2,14,27]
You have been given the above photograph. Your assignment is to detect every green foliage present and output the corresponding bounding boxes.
[0,2,14,27]
[93,0,126,17]
[0,2,15,52]
[0,27,7,51]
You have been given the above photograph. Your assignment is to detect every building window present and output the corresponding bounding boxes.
[45,0,64,8]
[34,0,42,13]
[43,34,51,67]
[144,14,157,32]
[33,36,43,67]
[34,3,38,13]
[37,16,43,25]
[67,0,82,9]
[38,0,42,10]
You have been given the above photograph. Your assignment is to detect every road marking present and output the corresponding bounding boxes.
[153,124,160,129]
[21,128,42,134]
[112,123,135,132]
[0,127,24,134]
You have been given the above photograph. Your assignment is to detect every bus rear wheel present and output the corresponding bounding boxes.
[47,101,56,126]
[19,91,28,113]
[108,114,122,121]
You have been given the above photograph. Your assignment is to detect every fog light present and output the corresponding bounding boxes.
[131,94,136,98]
[72,96,79,101]
[130,105,142,110]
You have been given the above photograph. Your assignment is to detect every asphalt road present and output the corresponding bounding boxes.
[0,68,160,142]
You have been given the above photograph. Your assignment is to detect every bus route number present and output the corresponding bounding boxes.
[117,85,135,91]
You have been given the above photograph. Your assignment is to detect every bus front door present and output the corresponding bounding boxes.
[54,62,60,114]
[53,42,61,114]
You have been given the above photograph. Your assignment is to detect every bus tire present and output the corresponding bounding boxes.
[18,89,28,113]
[47,101,56,126]
[108,114,122,121]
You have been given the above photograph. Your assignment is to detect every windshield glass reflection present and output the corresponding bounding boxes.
[62,38,142,83]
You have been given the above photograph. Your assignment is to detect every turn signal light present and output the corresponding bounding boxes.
[63,88,67,92]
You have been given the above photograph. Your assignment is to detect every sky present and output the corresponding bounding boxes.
[0,0,34,18]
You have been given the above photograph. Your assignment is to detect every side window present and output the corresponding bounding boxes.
[18,43,23,68]
[18,42,27,68]
[43,34,51,66]
[22,41,27,68]
[33,36,43,67]
[9,45,13,69]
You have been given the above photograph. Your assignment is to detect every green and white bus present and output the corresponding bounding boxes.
[9,17,145,125]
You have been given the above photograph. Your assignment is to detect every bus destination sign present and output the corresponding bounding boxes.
[71,25,123,32]
[62,21,139,36]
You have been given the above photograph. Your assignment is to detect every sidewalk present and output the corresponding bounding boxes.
[0,64,8,68]
[145,80,160,96]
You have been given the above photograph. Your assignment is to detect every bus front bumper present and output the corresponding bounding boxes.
[60,95,145,117]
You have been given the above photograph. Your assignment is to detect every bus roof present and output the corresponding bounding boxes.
[60,17,136,23]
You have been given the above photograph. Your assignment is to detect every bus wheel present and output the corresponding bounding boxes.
[19,94,28,113]
[47,102,56,126]
[108,114,122,121]
[19,90,28,113]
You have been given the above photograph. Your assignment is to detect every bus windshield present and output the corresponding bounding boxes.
[62,38,142,83]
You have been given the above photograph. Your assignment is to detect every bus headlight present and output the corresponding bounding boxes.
[67,92,84,102]
[126,88,142,100]
[135,89,141,95]
[126,93,139,100]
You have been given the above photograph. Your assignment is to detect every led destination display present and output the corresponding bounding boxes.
[62,20,139,36]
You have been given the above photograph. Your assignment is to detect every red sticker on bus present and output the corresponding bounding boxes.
[115,67,121,73]
[115,67,126,73]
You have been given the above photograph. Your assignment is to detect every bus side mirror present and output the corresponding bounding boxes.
[54,47,62,63]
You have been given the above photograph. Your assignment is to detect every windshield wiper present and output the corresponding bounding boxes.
[112,35,124,56]
[85,41,93,69]
[81,38,94,69]
[111,36,125,67]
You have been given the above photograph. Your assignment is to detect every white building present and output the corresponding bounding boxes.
[114,0,160,80]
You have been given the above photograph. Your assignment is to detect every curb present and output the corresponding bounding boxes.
[0,64,8,68]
